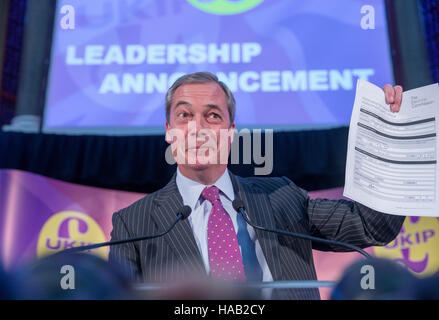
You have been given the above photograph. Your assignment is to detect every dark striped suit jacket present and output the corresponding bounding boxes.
[108,171,405,299]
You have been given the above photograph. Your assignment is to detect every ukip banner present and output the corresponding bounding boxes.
[0,169,144,269]
[1,169,438,299]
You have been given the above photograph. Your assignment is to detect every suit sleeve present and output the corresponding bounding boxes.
[108,210,142,281]
[282,177,406,251]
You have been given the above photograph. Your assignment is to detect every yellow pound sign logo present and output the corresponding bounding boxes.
[374,217,439,277]
[37,211,107,259]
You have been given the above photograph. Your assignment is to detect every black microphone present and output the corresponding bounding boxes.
[61,205,192,254]
[232,198,371,258]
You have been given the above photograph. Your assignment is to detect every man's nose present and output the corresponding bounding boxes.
[195,114,209,129]
[188,115,207,136]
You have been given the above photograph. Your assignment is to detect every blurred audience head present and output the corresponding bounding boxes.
[13,252,135,299]
[411,273,439,300]
[0,261,20,299]
[331,257,418,300]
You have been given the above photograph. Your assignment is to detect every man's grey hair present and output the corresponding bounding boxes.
[165,72,235,126]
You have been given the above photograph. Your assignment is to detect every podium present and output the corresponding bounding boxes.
[134,280,335,290]
[133,281,336,299]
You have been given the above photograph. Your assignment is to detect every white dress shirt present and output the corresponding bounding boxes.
[176,168,274,282]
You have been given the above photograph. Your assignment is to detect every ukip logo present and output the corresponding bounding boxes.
[37,211,107,259]
[187,0,263,15]
[374,216,439,277]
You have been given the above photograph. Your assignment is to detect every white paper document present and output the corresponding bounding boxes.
[344,80,439,217]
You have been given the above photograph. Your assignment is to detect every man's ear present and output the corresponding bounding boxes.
[165,121,172,144]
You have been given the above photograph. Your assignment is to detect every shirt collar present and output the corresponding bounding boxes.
[176,168,235,210]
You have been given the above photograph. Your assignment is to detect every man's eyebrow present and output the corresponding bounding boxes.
[205,104,224,114]
[174,101,192,109]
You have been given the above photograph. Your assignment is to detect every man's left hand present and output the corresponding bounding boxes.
[382,84,403,112]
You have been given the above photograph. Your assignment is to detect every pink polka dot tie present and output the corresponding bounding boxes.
[201,186,246,282]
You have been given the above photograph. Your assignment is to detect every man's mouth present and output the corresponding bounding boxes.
[187,143,216,151]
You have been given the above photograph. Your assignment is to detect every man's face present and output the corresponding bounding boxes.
[165,82,235,170]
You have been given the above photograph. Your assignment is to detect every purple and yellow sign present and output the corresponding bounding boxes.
[37,210,107,259]
[0,169,144,268]
[374,216,439,277]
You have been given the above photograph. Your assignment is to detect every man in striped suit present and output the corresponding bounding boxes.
[109,72,405,299]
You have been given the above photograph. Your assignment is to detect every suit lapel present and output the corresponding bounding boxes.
[151,174,205,275]
[229,172,284,281]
